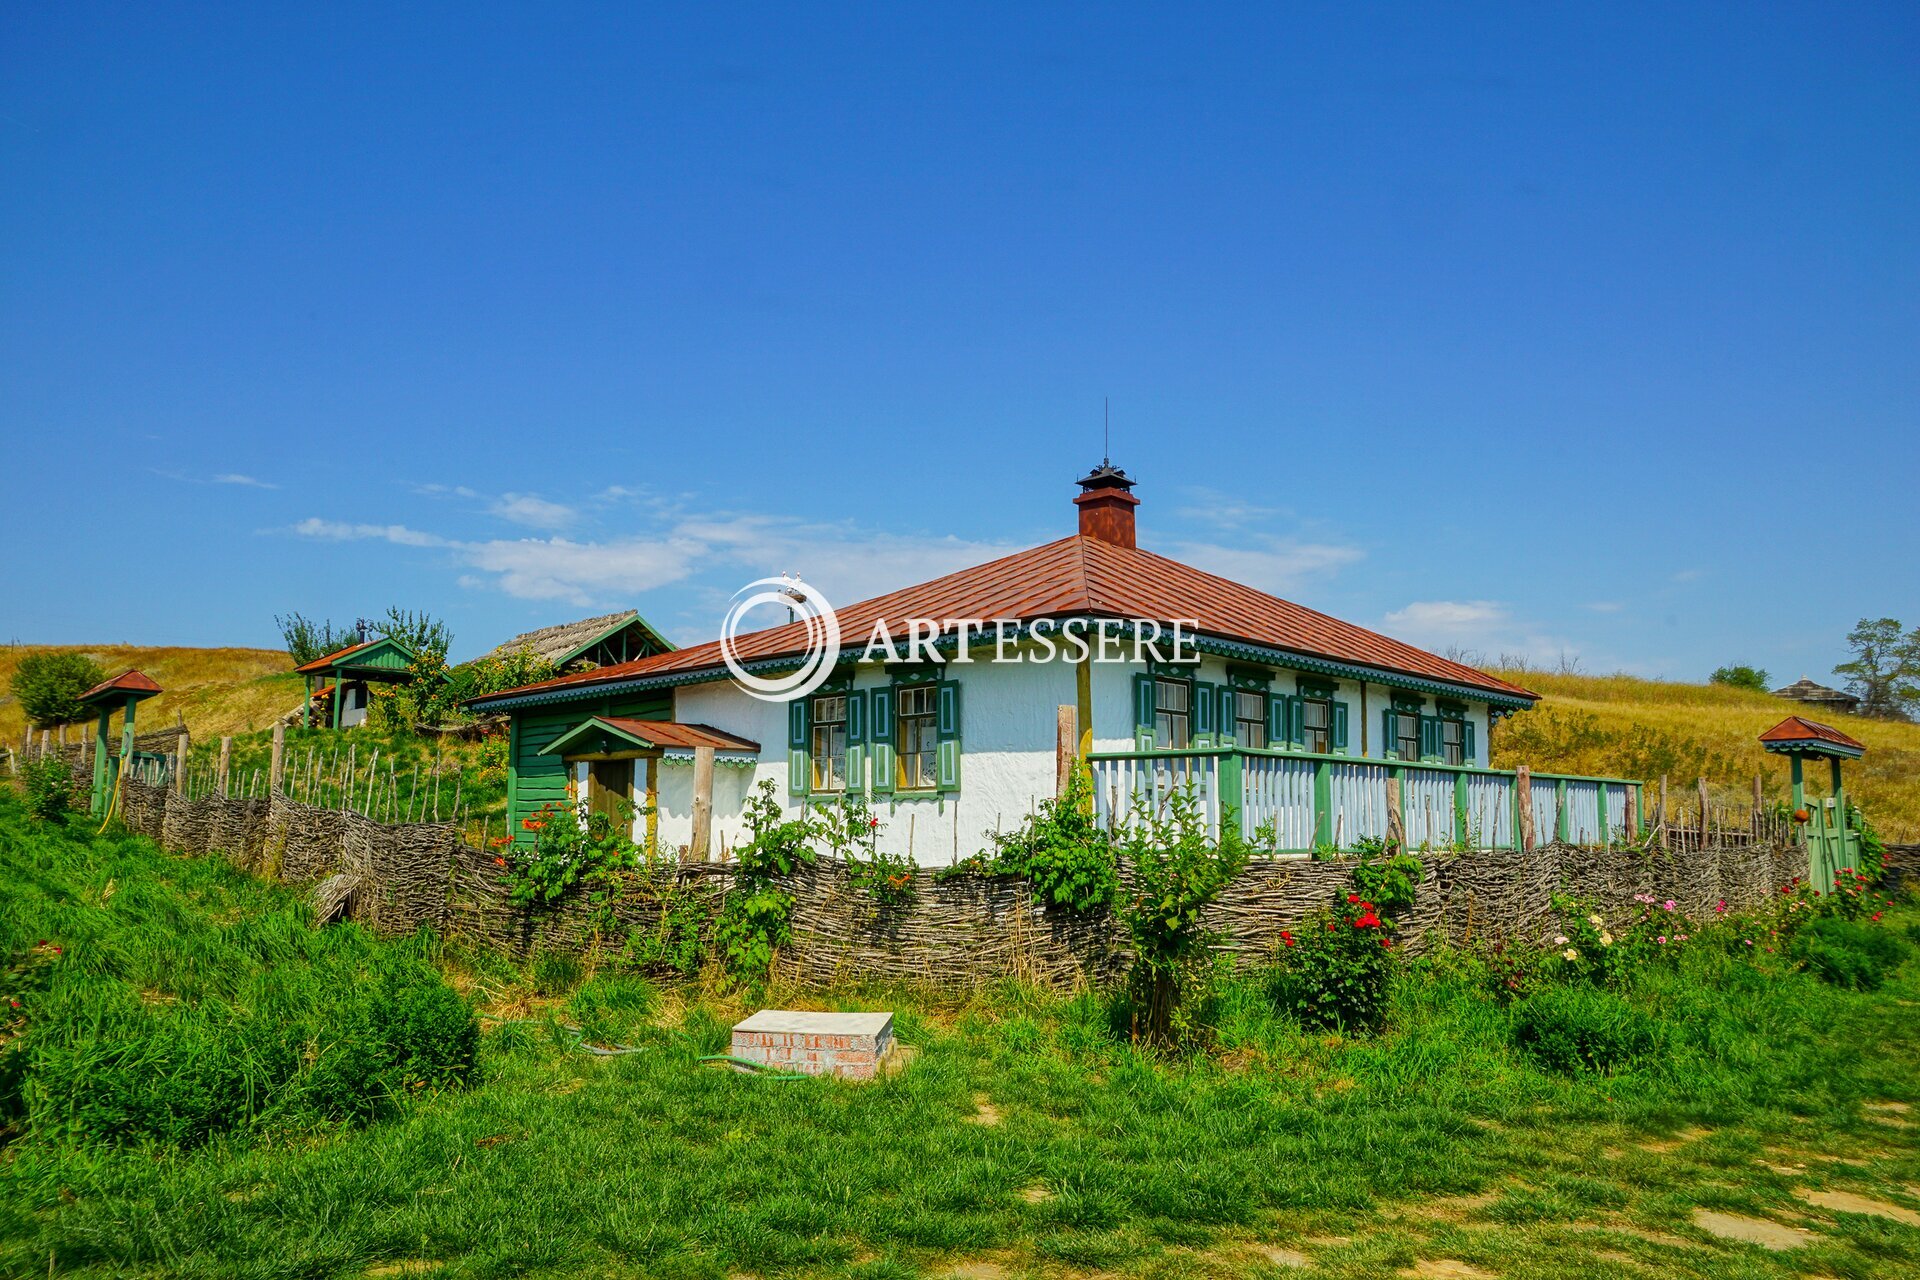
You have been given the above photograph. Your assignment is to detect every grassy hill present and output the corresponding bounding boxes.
[0,644,304,748]
[1489,670,1920,841]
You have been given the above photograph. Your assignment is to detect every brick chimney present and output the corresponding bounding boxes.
[1074,463,1139,548]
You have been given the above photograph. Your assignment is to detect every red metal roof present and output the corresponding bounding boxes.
[1759,715,1866,753]
[473,534,1539,705]
[595,718,760,752]
[77,670,163,705]
[293,640,375,674]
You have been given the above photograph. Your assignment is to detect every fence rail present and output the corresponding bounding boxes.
[1091,747,1660,855]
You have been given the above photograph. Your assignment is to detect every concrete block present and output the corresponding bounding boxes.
[732,1009,894,1079]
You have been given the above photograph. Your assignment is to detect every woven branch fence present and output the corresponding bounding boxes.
[109,778,1808,990]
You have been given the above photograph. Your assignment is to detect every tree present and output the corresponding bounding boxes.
[1708,664,1770,693]
[9,651,106,728]
[374,607,451,664]
[276,613,346,666]
[1833,618,1920,721]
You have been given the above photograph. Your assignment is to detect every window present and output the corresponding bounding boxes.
[1300,697,1332,753]
[1234,689,1268,749]
[1393,710,1422,762]
[1440,717,1466,766]
[1154,677,1191,749]
[896,683,939,790]
[809,693,847,792]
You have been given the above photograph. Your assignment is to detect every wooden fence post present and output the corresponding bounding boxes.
[1516,765,1535,852]
[1697,777,1710,845]
[270,723,286,795]
[1751,772,1764,834]
[175,730,190,794]
[690,745,715,863]
[1055,705,1077,798]
[40,729,50,759]
[1627,782,1641,839]
[1657,775,1669,850]
[218,736,232,797]
[1385,770,1405,854]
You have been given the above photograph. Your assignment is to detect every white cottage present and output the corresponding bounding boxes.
[472,466,1543,862]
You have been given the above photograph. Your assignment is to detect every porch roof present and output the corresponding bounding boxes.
[77,669,163,707]
[537,716,761,758]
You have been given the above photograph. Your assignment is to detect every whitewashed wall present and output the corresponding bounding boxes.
[640,637,1499,866]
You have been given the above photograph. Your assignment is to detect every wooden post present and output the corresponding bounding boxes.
[270,723,286,796]
[1055,705,1077,798]
[1751,772,1765,834]
[1627,782,1641,839]
[1385,770,1405,854]
[690,745,715,863]
[1657,775,1669,850]
[1516,765,1536,851]
[1696,777,1710,845]
[218,736,232,796]
[174,730,189,794]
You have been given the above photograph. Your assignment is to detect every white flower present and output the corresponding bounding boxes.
[1554,935,1570,946]
[1587,914,1603,926]
[1599,932,1613,946]
[1563,948,1580,961]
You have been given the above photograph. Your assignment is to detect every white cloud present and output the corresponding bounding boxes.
[490,493,578,530]
[1384,600,1511,633]
[1171,538,1365,594]
[291,518,449,549]
[1172,486,1293,532]
[213,473,277,490]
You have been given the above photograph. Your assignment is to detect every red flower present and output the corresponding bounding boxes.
[868,817,880,829]
[494,856,507,868]
[1380,937,1393,949]
[1346,894,1360,904]
[521,817,544,832]
[1280,930,1295,948]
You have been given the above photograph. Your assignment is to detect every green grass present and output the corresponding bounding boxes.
[183,724,510,823]
[4,799,1920,1278]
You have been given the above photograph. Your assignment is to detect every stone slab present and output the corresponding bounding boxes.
[734,1009,892,1037]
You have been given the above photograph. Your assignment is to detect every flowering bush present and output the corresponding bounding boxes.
[814,792,916,908]
[1269,893,1397,1034]
[1350,851,1423,929]
[714,781,819,982]
[976,767,1120,913]
[501,799,645,908]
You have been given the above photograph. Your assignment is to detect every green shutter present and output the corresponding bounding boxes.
[788,699,810,796]
[1216,685,1237,748]
[1192,680,1215,747]
[1420,715,1441,762]
[1383,708,1398,760]
[870,688,896,795]
[846,689,867,794]
[1462,720,1476,766]
[1267,693,1287,745]
[1330,701,1349,753]
[1133,673,1156,750]
[1289,696,1306,748]
[935,679,962,792]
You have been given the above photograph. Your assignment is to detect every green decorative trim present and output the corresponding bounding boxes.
[1761,739,1865,760]
[1226,664,1272,689]
[538,716,660,757]
[1296,675,1338,699]
[1388,690,1425,711]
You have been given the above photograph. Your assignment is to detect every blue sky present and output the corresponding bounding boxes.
[3,3,1915,683]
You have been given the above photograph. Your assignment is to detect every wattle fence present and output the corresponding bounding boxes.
[106,776,1809,990]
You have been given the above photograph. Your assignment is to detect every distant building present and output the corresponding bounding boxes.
[484,610,674,675]
[1771,676,1860,716]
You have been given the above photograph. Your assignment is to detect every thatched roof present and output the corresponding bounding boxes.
[1771,676,1859,708]
[486,610,668,669]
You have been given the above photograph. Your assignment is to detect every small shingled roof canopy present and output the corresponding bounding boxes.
[1761,715,1867,891]
[77,670,164,816]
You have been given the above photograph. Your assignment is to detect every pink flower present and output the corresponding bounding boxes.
[1657,935,1668,944]
[1662,900,1676,912]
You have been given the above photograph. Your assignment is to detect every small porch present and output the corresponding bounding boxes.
[294,635,431,729]
[537,716,760,851]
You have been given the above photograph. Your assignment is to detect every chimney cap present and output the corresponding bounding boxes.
[1076,462,1136,492]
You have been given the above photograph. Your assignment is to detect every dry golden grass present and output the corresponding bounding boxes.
[0,645,304,747]
[1490,670,1920,841]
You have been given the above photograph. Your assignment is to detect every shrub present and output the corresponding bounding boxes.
[1118,789,1250,1046]
[1788,917,1907,991]
[1351,851,1422,928]
[1708,664,1770,693]
[1269,896,1396,1033]
[8,652,106,729]
[981,768,1120,913]
[502,798,643,908]
[714,780,817,982]
[21,756,75,823]
[1510,985,1659,1074]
